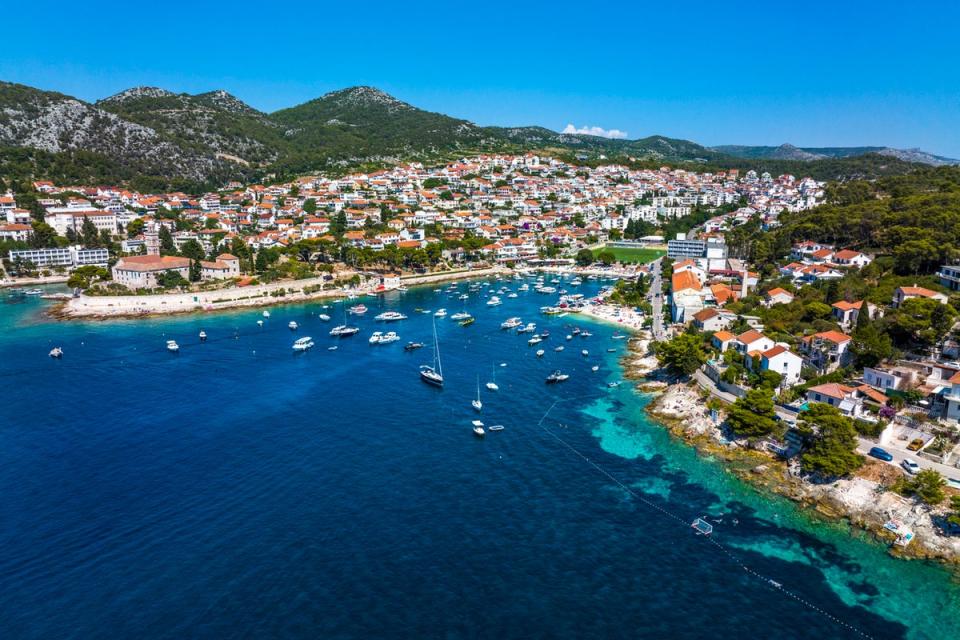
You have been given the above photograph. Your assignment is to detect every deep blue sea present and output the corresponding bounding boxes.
[0,276,957,640]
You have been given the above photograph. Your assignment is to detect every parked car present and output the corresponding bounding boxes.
[868,446,894,462]
[901,459,920,475]
[907,438,925,452]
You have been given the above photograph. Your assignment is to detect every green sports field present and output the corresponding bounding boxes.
[591,245,666,264]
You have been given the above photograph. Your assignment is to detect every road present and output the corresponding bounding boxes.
[691,369,960,481]
[648,256,666,341]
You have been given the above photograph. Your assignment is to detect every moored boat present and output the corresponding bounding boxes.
[292,336,314,351]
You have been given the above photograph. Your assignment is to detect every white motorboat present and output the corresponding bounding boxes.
[545,370,569,383]
[592,365,600,372]
[369,331,384,344]
[472,376,483,411]
[507,292,518,298]
[486,296,502,306]
[319,314,331,321]
[450,311,471,321]
[199,331,207,341]
[374,311,407,322]
[434,308,447,317]
[166,340,180,353]
[330,325,360,337]
[24,289,43,295]
[459,294,469,300]
[289,321,299,330]
[379,331,400,344]
[472,420,485,437]
[420,319,444,387]
[348,304,368,315]
[49,347,63,358]
[536,349,545,357]
[566,334,572,341]
[555,346,564,352]
[263,310,270,318]
[501,317,522,329]
[582,349,589,356]
[257,320,264,327]
[328,346,338,351]
[292,337,314,351]
[528,335,543,346]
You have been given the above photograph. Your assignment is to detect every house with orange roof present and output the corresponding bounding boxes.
[800,330,852,372]
[692,307,735,332]
[756,345,803,386]
[763,287,794,306]
[711,330,737,352]
[831,300,880,328]
[734,329,775,356]
[892,285,948,308]
[831,249,872,268]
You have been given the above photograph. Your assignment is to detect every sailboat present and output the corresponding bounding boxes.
[486,364,499,391]
[472,376,483,411]
[420,319,444,387]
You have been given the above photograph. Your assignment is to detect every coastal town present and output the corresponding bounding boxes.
[4,152,960,562]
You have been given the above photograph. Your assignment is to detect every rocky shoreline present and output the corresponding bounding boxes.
[620,337,960,565]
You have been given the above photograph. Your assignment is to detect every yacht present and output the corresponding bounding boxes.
[472,376,483,411]
[292,336,314,352]
[199,331,207,341]
[348,304,368,315]
[330,325,360,337]
[369,331,384,344]
[500,317,522,330]
[49,347,63,358]
[379,331,401,344]
[450,311,471,321]
[486,296,502,306]
[166,340,180,353]
[420,319,444,387]
[486,365,499,391]
[472,420,486,437]
[434,308,447,318]
[374,311,407,322]
[288,321,299,330]
[319,314,331,321]
[517,323,536,334]
[546,370,569,383]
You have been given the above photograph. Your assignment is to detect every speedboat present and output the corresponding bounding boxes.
[49,347,63,358]
[348,304,368,315]
[545,370,569,383]
[459,294,469,300]
[459,317,475,327]
[369,331,384,344]
[592,366,600,372]
[166,340,179,353]
[405,342,424,351]
[330,325,360,337]
[555,346,564,352]
[486,296,502,306]
[581,331,593,338]
[199,331,207,341]
[263,310,270,318]
[541,330,550,338]
[25,289,43,296]
[517,323,536,334]
[289,321,299,330]
[257,320,264,327]
[319,314,331,321]
[507,293,518,298]
[434,308,447,318]
[536,349,545,357]
[374,311,407,321]
[582,349,589,356]
[293,336,314,351]
[566,334,572,340]
[528,335,542,345]
[328,346,338,351]
[501,317,522,329]
[379,331,400,344]
[450,311,471,321]
[472,420,485,437]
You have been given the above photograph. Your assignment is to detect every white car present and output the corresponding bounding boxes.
[901,459,920,475]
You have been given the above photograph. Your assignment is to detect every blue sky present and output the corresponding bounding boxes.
[4,1,959,156]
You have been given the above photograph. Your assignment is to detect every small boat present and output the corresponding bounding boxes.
[582,350,589,356]
[472,420,485,437]
[536,349,545,357]
[592,365,599,372]
[420,319,444,387]
[541,330,550,338]
[348,304,368,315]
[459,294,469,300]
[24,289,43,296]
[450,311,471,321]
[369,331,384,344]
[459,317,475,327]
[486,296,502,306]
[289,321,299,330]
[581,331,593,338]
[328,346,338,351]
[378,331,401,344]
[612,333,626,340]
[607,381,621,387]
[292,336,314,351]
[501,317,522,330]
[263,310,270,318]
[546,370,569,383]
[554,346,564,352]
[488,425,505,432]
[257,320,264,326]
[319,314,331,321]
[166,340,180,353]
[528,335,542,346]
[566,334,572,341]
[507,293,518,298]
[199,331,207,341]
[404,342,425,351]
[374,311,407,322]
[330,325,360,337]
[572,328,581,336]
[607,348,617,353]
[49,347,63,358]
[472,376,483,411]
[434,308,447,318]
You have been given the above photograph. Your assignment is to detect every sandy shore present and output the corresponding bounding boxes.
[53,266,508,320]
[644,381,960,563]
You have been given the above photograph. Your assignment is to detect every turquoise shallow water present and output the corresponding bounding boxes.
[0,277,957,639]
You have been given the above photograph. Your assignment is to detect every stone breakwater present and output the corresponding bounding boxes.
[618,337,960,564]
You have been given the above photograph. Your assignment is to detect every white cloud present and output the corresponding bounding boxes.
[562,123,628,139]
